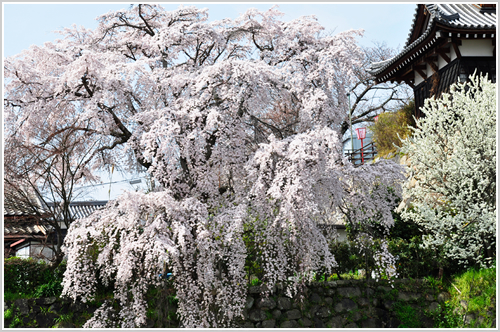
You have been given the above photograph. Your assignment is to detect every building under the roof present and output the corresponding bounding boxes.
[368,4,496,118]
[4,199,108,260]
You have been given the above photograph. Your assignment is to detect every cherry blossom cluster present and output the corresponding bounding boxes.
[6,4,404,328]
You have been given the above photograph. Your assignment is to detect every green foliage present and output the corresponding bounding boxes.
[55,312,74,324]
[427,300,462,328]
[388,237,438,279]
[426,266,496,328]
[4,308,13,320]
[329,241,364,277]
[34,280,63,298]
[370,100,415,158]
[4,257,66,296]
[393,302,420,328]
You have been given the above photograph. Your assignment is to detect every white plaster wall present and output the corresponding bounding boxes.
[459,39,495,57]
[414,70,424,85]
[336,229,348,242]
[450,46,458,62]
[438,53,449,69]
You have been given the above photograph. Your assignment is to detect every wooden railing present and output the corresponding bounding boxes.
[345,142,377,166]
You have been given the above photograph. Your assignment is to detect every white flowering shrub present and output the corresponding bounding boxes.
[5,5,404,328]
[400,75,496,269]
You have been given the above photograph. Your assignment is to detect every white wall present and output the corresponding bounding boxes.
[459,39,495,57]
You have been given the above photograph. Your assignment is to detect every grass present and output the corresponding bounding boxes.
[393,302,421,328]
[426,266,496,328]
[4,291,36,302]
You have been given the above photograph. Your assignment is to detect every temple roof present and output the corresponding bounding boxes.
[368,4,496,77]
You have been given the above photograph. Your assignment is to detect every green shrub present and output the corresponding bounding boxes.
[34,280,63,298]
[4,257,66,297]
[393,302,421,328]
[388,237,438,279]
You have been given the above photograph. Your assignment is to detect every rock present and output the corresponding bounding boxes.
[460,300,468,309]
[337,287,361,298]
[428,302,441,313]
[324,297,333,305]
[387,317,401,328]
[421,315,434,328]
[249,286,261,294]
[299,317,313,327]
[334,299,357,313]
[313,317,325,328]
[425,293,434,301]
[316,306,331,318]
[377,286,392,293]
[325,288,336,296]
[35,314,54,328]
[328,316,345,328]
[372,298,379,307]
[383,300,395,310]
[336,280,350,286]
[465,313,476,325]
[145,318,155,328]
[241,321,254,328]
[365,288,375,297]
[281,320,299,328]
[245,296,255,310]
[358,297,370,307]
[49,303,62,315]
[306,304,320,319]
[272,309,281,319]
[491,319,496,328]
[309,292,322,303]
[35,297,57,306]
[248,309,266,322]
[70,301,87,313]
[14,299,30,315]
[437,292,450,303]
[360,318,383,328]
[286,309,302,320]
[262,319,275,328]
[345,322,358,328]
[398,292,412,301]
[375,308,389,322]
[277,297,291,310]
[257,297,276,310]
[54,321,76,328]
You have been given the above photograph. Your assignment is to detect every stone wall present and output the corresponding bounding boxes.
[4,278,495,328]
[236,278,445,328]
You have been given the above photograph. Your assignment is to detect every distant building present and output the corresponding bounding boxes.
[343,130,376,166]
[4,196,107,260]
[368,4,496,118]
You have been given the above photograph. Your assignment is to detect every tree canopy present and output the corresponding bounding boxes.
[4,5,404,327]
[400,75,496,270]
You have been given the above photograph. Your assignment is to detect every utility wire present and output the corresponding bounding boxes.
[73,176,149,191]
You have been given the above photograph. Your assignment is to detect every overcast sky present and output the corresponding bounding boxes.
[2,2,417,200]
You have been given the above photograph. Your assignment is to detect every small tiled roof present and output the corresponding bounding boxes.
[368,4,497,76]
[5,201,108,238]
[46,201,108,221]
[4,218,51,237]
[3,189,46,217]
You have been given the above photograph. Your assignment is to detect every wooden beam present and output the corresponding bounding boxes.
[426,59,439,74]
[438,50,451,63]
[437,46,450,53]
[416,67,427,80]
[452,41,461,58]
